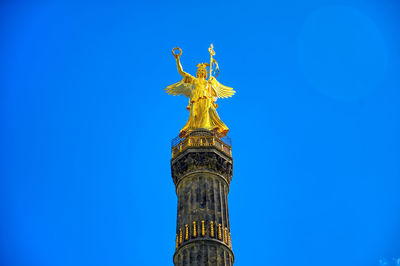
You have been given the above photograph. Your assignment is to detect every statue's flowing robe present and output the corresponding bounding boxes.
[179,78,228,138]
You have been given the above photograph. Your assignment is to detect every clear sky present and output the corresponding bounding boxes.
[1,1,400,266]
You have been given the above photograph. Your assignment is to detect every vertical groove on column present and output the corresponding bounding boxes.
[219,181,224,227]
[223,186,229,229]
[185,246,189,264]
[224,249,227,266]
[189,245,193,264]
[178,185,182,232]
[212,178,217,224]
[207,243,210,266]
[202,176,207,215]
[207,178,211,221]
[190,177,195,224]
[198,175,201,211]
[216,180,220,225]
[226,187,230,229]
[221,184,226,228]
[201,242,205,265]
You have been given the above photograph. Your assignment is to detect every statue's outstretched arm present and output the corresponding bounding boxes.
[175,57,187,77]
[172,47,188,78]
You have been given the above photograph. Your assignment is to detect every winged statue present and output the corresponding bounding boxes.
[165,45,235,138]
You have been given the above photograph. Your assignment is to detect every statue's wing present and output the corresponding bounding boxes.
[210,77,235,99]
[165,74,194,97]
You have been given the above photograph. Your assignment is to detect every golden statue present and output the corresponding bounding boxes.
[165,44,235,138]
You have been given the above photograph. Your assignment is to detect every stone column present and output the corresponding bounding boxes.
[171,130,234,265]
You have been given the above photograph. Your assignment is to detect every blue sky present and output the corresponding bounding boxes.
[1,1,399,265]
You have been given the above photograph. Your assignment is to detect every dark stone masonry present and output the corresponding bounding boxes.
[171,130,234,266]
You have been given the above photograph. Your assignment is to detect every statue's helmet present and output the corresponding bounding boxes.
[196,63,209,79]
